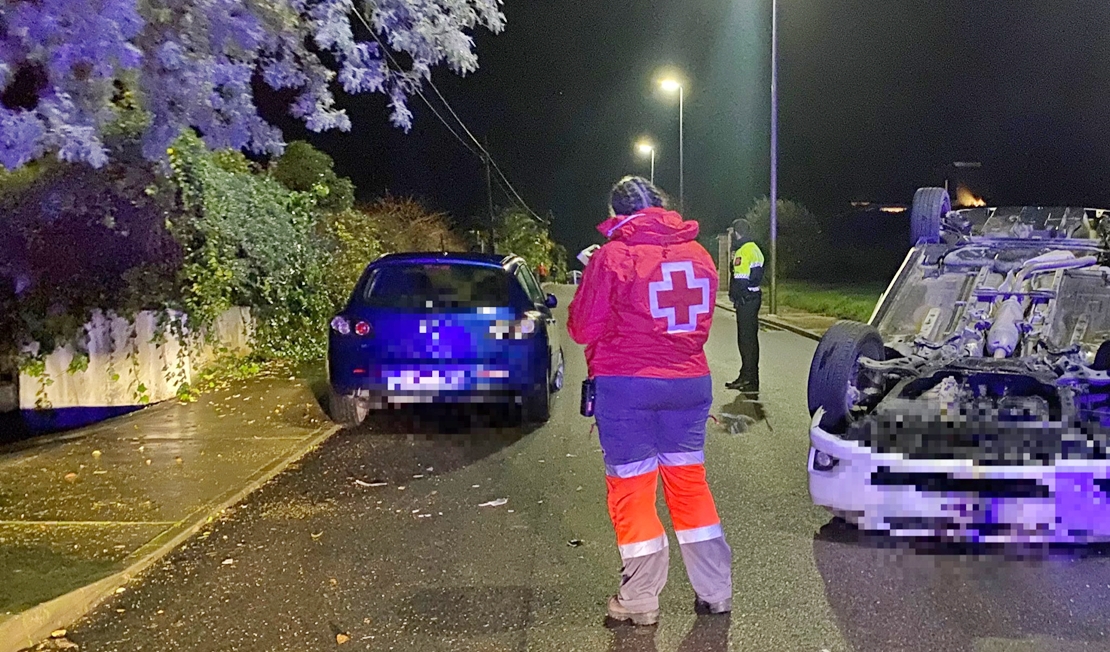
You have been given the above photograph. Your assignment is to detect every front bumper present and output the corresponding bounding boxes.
[808,417,1110,543]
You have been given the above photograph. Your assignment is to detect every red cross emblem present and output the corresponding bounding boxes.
[649,261,711,333]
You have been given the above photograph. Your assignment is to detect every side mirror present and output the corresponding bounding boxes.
[545,294,558,309]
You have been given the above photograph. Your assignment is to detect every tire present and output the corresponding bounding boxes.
[330,388,368,428]
[523,382,552,424]
[551,349,566,393]
[807,320,885,432]
[1094,342,1110,371]
[910,187,951,246]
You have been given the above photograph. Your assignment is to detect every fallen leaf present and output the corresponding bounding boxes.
[222,558,234,565]
[64,473,78,483]
[50,629,67,638]
[336,633,350,645]
[311,532,324,539]
[91,450,102,458]
[479,498,508,508]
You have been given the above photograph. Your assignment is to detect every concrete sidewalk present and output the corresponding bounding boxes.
[715,291,839,341]
[0,374,338,651]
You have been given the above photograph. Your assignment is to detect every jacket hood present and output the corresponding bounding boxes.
[597,207,701,246]
[731,232,753,246]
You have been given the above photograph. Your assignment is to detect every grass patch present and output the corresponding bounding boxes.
[777,281,886,322]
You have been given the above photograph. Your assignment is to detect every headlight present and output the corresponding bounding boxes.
[489,317,537,340]
[812,450,838,472]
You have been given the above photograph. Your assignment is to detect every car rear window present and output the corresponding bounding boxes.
[357,263,512,310]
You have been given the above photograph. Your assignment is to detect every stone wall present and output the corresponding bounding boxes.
[19,307,252,410]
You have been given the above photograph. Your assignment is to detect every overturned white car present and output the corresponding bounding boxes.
[808,188,1110,542]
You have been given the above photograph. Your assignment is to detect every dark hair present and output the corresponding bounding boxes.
[610,176,667,216]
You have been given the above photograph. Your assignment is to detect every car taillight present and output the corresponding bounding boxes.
[331,316,372,337]
[489,317,537,340]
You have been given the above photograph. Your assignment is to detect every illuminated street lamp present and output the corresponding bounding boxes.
[636,140,656,184]
[658,76,685,212]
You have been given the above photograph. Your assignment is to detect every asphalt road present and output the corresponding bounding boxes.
[68,287,1110,652]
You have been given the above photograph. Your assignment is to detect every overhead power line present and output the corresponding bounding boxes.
[350,6,548,225]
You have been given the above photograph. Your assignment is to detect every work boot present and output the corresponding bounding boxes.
[606,595,659,626]
[694,597,732,615]
[730,378,759,393]
[724,375,745,390]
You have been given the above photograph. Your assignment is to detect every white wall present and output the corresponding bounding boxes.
[19,308,252,410]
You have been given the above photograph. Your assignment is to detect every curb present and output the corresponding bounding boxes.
[0,423,342,652]
[715,301,823,342]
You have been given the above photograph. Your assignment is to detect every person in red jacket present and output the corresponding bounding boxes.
[568,176,732,626]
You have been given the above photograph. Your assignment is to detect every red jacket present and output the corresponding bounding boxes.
[568,207,718,379]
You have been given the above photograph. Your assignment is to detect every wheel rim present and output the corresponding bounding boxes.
[843,357,867,419]
[553,358,565,391]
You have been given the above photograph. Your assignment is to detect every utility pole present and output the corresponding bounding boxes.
[485,151,495,255]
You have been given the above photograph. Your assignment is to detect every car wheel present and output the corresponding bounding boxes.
[330,388,369,428]
[551,349,565,392]
[523,381,552,424]
[910,187,951,246]
[1095,341,1110,371]
[808,320,885,432]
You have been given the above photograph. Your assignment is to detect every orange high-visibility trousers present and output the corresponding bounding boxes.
[596,376,732,612]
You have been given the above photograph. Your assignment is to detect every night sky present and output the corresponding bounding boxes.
[282,1,1110,259]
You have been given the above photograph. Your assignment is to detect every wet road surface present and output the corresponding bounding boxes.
[67,287,1110,651]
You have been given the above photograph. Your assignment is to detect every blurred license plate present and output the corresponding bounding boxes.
[387,370,465,391]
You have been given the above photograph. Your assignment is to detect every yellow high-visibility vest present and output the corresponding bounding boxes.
[732,242,764,292]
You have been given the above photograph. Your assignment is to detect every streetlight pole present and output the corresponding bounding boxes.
[678,84,684,212]
[636,140,657,185]
[659,78,685,212]
[769,0,779,315]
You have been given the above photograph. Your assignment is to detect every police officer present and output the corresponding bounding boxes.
[726,218,764,392]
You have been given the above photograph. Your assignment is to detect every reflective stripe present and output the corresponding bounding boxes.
[618,533,669,560]
[658,450,705,467]
[605,457,659,479]
[675,523,724,545]
[747,286,761,292]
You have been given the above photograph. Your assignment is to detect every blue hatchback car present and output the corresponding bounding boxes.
[327,252,565,426]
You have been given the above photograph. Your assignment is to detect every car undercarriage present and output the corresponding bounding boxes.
[807,192,1110,541]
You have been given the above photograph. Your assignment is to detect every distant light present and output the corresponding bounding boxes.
[955,185,987,208]
[880,206,907,214]
[659,79,682,93]
[636,141,655,155]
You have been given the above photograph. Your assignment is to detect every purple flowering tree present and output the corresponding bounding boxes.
[0,0,505,169]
